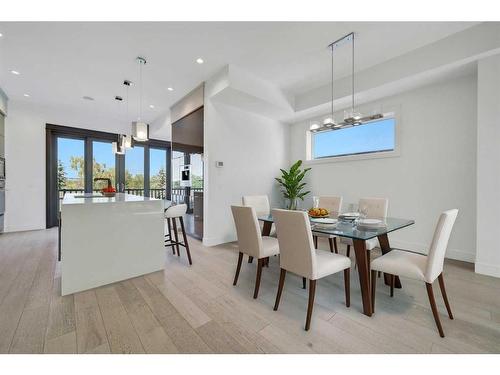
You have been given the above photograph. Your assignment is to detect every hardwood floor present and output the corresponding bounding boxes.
[1,228,500,354]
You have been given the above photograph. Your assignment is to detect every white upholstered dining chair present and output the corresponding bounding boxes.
[231,205,280,299]
[312,196,343,253]
[272,209,351,331]
[341,197,389,261]
[242,195,276,236]
[370,209,458,337]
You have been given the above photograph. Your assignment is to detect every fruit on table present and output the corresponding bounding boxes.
[308,207,329,216]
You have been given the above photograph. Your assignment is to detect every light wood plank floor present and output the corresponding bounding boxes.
[1,228,500,354]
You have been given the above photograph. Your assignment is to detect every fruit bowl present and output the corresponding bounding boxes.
[308,207,330,218]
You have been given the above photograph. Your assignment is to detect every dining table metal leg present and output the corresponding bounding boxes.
[352,239,372,316]
[377,233,402,289]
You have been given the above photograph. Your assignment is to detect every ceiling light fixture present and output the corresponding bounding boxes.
[23,93,30,97]
[310,32,384,133]
[115,95,123,101]
[0,33,3,37]
[149,104,155,109]
[131,56,149,142]
[10,70,20,75]
[196,58,204,64]
[167,87,174,91]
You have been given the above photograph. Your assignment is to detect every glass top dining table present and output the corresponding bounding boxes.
[257,214,415,241]
[257,211,415,317]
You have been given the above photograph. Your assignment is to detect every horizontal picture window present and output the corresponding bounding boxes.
[312,117,396,159]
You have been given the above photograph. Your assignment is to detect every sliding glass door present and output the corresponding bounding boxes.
[124,145,145,195]
[92,140,116,191]
[149,148,168,199]
[56,137,85,211]
[46,124,170,228]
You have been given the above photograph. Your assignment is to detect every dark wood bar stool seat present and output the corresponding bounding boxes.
[164,204,192,265]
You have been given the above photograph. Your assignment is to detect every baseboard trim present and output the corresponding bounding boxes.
[475,262,500,278]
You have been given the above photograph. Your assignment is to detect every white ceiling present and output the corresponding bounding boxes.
[0,22,477,126]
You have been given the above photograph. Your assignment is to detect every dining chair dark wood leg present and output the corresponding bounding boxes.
[378,271,381,278]
[371,270,377,312]
[367,249,371,275]
[333,237,338,254]
[438,273,454,319]
[314,236,318,249]
[390,274,395,297]
[302,277,306,289]
[328,237,334,253]
[265,257,269,267]
[344,268,350,307]
[179,217,193,265]
[171,218,181,256]
[233,252,244,286]
[253,258,264,299]
[248,256,253,263]
[346,244,351,258]
[305,279,317,331]
[274,268,287,310]
[167,218,174,254]
[426,282,445,337]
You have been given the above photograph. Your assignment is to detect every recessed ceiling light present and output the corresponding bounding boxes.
[167,87,174,91]
[82,96,95,101]
[10,70,20,75]
[149,104,155,109]
[23,93,30,97]
[0,33,3,38]
[196,58,204,64]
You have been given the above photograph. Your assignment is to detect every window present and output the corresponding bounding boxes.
[149,148,167,199]
[57,137,85,195]
[312,118,396,159]
[125,145,145,194]
[92,141,115,191]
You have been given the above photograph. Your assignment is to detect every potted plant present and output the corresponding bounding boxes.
[275,160,311,210]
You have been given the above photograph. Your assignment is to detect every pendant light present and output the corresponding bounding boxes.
[132,56,149,142]
[309,32,384,133]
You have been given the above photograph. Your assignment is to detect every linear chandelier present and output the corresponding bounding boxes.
[310,32,385,133]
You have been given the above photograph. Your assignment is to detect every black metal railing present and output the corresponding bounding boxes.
[58,187,202,201]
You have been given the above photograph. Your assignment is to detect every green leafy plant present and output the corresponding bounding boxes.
[275,160,311,210]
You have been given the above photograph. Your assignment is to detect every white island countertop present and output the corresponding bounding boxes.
[60,192,166,295]
[62,192,162,205]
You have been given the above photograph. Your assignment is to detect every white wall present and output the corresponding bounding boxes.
[203,82,289,246]
[476,54,500,277]
[290,74,477,262]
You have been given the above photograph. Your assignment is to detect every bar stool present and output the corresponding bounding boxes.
[164,204,193,265]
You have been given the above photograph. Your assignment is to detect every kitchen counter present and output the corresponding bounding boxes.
[62,192,161,205]
[60,193,166,295]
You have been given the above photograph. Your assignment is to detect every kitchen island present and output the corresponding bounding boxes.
[60,193,166,295]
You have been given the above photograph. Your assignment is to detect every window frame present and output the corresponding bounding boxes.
[306,113,400,164]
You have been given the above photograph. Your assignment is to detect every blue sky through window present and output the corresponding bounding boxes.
[313,118,395,159]
[57,137,84,179]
